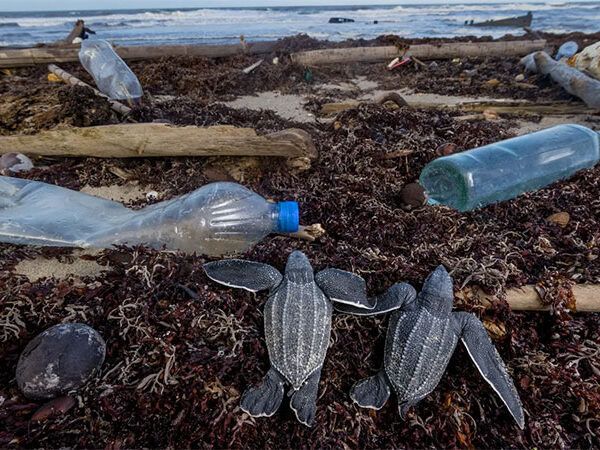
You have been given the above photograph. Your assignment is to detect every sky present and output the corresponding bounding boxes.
[1,0,597,13]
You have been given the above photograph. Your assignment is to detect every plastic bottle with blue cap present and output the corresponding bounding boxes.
[419,124,600,212]
[0,180,298,256]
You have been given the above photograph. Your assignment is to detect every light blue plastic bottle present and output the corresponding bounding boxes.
[0,180,298,256]
[419,124,600,212]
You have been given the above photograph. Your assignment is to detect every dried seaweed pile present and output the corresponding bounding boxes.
[1,100,599,448]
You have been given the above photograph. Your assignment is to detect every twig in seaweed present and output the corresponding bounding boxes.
[0,296,30,341]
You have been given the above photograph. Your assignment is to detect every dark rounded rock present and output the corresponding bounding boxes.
[16,323,106,400]
[399,183,427,211]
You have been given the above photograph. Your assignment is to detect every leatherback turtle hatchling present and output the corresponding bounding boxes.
[204,250,396,426]
[344,265,525,428]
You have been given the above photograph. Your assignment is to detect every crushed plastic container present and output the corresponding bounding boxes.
[0,179,298,256]
[419,124,600,212]
[555,41,578,60]
[78,39,143,102]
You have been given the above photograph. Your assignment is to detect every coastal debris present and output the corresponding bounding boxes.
[320,98,597,117]
[48,64,132,115]
[284,223,326,241]
[31,396,76,422]
[388,56,412,70]
[571,41,600,81]
[16,323,105,400]
[458,284,599,312]
[555,41,578,60]
[420,124,600,211]
[79,40,143,104]
[291,40,547,65]
[0,178,299,254]
[242,59,264,74]
[0,124,317,162]
[521,51,600,109]
[0,153,33,174]
[0,40,278,68]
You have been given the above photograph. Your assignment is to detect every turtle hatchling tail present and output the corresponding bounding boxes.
[240,367,285,418]
[350,370,391,410]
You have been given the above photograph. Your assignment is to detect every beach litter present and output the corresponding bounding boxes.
[0,179,299,256]
[419,124,600,211]
[78,39,143,105]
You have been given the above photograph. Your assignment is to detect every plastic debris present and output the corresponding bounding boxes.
[0,179,299,256]
[555,41,578,60]
[571,41,600,80]
[0,153,33,174]
[419,124,600,211]
[78,39,143,103]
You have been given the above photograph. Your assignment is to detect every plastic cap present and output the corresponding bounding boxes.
[277,201,299,233]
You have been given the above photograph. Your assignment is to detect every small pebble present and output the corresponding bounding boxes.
[272,57,279,65]
[146,191,159,201]
[515,74,525,82]
[399,183,426,211]
[0,153,33,174]
[16,323,106,400]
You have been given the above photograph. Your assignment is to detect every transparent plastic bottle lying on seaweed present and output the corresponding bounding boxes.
[419,124,600,212]
[78,39,143,103]
[0,179,298,256]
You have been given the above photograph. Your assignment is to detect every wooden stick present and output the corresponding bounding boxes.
[0,124,318,160]
[242,59,264,74]
[458,285,599,312]
[291,40,546,65]
[319,98,597,116]
[281,224,326,241]
[0,41,278,68]
[521,51,600,109]
[48,64,132,115]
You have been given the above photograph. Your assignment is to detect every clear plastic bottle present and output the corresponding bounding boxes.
[419,124,600,212]
[0,179,298,256]
[78,39,143,103]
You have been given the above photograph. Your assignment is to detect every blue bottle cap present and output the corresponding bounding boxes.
[277,201,299,233]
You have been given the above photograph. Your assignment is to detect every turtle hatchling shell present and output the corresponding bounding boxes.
[16,323,106,400]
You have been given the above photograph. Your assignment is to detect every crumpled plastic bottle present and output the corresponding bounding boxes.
[419,124,600,212]
[78,39,143,103]
[0,179,298,256]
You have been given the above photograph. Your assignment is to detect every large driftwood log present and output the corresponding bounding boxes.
[291,40,546,65]
[458,285,599,312]
[521,51,600,109]
[0,40,277,68]
[48,64,131,115]
[0,124,317,162]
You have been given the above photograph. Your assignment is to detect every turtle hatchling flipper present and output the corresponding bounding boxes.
[240,367,285,418]
[335,282,417,316]
[204,259,283,292]
[290,367,322,427]
[452,312,525,429]
[350,370,391,410]
[315,268,372,309]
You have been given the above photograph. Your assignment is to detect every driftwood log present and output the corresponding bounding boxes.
[521,51,600,109]
[458,285,599,312]
[0,124,317,164]
[48,64,131,115]
[291,40,547,66]
[320,97,597,116]
[0,40,277,68]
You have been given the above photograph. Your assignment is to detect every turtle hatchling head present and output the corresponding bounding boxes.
[285,251,314,283]
[419,265,454,315]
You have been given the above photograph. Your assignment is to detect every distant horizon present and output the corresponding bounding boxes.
[2,0,599,14]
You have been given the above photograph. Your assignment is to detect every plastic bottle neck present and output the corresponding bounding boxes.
[273,201,299,233]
